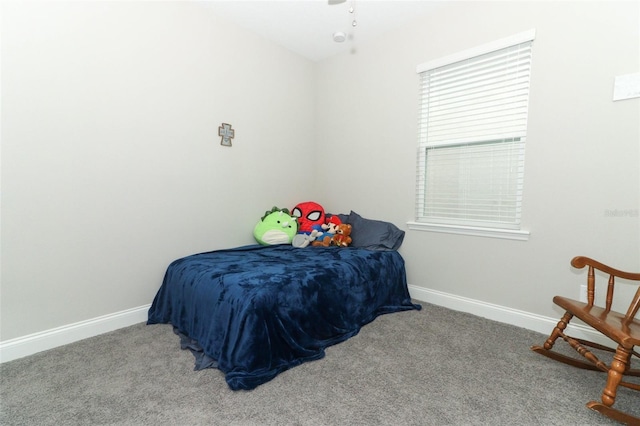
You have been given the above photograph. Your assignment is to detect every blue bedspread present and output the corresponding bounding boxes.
[147,244,420,390]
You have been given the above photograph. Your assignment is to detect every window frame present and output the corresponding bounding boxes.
[409,30,535,241]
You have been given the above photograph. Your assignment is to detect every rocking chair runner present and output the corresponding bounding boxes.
[531,256,640,425]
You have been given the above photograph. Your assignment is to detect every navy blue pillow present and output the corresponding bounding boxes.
[333,211,404,251]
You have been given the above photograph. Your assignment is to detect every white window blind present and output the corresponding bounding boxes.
[416,31,534,230]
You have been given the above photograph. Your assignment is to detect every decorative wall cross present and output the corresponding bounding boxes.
[218,123,235,147]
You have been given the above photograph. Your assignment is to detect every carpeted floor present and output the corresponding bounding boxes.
[1,303,638,425]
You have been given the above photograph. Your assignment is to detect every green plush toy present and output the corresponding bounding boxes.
[253,207,298,245]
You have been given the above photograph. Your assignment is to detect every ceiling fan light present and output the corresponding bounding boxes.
[332,31,346,43]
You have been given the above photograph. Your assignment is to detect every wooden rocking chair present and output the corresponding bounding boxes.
[531,256,640,425]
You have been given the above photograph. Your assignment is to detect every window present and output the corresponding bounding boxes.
[410,30,535,240]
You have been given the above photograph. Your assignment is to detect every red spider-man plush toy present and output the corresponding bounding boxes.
[291,201,325,234]
[291,201,326,247]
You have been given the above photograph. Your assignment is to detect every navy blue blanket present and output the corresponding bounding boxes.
[147,245,420,390]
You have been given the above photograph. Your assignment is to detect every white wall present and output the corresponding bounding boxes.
[1,1,316,341]
[315,1,640,318]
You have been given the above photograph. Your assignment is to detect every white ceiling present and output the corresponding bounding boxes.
[204,1,445,62]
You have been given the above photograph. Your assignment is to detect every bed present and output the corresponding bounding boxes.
[147,213,421,390]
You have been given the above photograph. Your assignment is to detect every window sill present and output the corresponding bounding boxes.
[406,221,530,241]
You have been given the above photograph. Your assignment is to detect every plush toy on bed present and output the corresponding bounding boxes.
[291,201,326,248]
[253,207,298,245]
[331,223,352,248]
[311,215,342,247]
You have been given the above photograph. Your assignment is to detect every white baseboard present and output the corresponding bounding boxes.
[0,304,151,363]
[0,287,615,364]
[408,285,614,349]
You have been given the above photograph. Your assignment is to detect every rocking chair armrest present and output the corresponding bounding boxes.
[571,256,640,282]
[626,286,640,323]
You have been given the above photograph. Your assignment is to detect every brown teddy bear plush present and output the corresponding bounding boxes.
[331,223,352,248]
